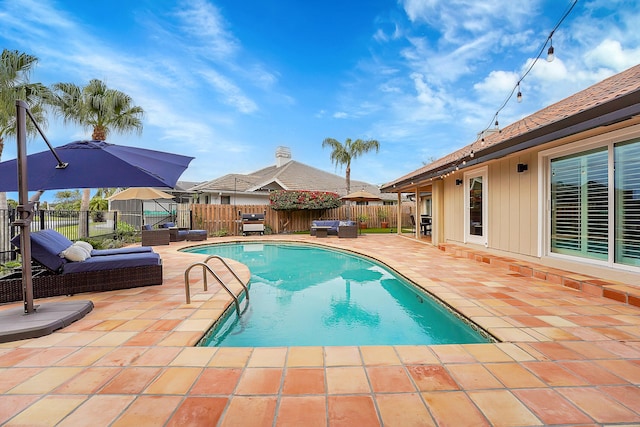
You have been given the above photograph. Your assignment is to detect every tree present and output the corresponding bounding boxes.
[0,49,50,211]
[322,137,380,194]
[50,79,144,237]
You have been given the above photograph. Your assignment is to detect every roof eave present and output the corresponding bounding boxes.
[381,91,640,192]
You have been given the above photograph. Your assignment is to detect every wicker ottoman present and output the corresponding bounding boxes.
[186,230,207,241]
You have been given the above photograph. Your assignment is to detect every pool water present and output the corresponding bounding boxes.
[185,243,490,347]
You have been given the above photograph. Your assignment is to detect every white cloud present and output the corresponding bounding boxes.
[199,70,258,114]
[584,39,640,71]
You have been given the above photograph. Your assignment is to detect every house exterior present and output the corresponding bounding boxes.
[381,64,640,280]
[191,146,396,205]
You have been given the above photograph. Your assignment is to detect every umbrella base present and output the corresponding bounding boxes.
[0,300,93,343]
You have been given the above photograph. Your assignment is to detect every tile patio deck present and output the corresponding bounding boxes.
[0,234,639,426]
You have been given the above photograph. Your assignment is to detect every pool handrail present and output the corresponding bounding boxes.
[184,262,241,314]
[203,255,249,300]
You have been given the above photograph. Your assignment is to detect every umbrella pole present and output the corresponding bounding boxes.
[15,101,35,314]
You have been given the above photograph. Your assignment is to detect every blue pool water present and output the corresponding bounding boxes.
[184,243,490,347]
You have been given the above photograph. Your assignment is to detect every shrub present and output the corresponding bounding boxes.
[269,190,341,211]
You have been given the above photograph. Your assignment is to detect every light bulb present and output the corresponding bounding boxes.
[547,44,555,62]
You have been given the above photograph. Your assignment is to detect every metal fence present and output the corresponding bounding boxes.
[0,208,192,264]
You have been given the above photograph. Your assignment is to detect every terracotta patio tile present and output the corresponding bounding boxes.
[209,347,252,368]
[421,391,490,427]
[282,368,325,394]
[0,395,40,425]
[94,346,146,367]
[57,395,135,427]
[394,345,439,365]
[165,396,228,427]
[326,366,371,394]
[111,395,182,427]
[219,396,277,427]
[595,359,640,382]
[131,346,182,366]
[446,364,503,389]
[523,361,590,386]
[7,367,83,394]
[0,367,42,393]
[328,395,380,427]
[123,331,169,346]
[513,388,593,425]
[53,367,121,394]
[156,331,202,346]
[235,367,283,395]
[190,368,242,394]
[360,345,402,365]
[170,347,216,366]
[462,343,513,362]
[468,389,541,427]
[366,365,415,393]
[55,347,112,366]
[430,344,476,363]
[5,395,87,426]
[485,363,546,388]
[100,367,162,394]
[559,387,640,424]
[324,346,362,366]
[376,393,435,427]
[406,365,459,391]
[144,366,202,394]
[276,396,327,427]
[559,360,627,385]
[88,331,138,347]
[247,347,287,367]
[13,347,77,367]
[600,385,640,411]
[287,346,323,366]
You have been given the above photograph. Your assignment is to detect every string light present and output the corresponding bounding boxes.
[477,0,577,140]
[547,37,555,62]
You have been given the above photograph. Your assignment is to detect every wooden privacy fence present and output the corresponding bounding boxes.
[190,204,413,235]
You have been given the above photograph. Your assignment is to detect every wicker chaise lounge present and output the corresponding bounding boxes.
[1,229,163,304]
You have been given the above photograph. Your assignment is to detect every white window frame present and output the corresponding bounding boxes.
[463,166,488,246]
[538,125,640,272]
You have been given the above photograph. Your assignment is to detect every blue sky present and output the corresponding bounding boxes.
[1,0,639,200]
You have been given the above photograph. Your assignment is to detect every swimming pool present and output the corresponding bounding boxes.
[184,242,491,347]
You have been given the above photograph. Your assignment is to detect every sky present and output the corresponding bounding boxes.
[1,0,639,201]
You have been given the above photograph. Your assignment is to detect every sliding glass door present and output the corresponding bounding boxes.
[548,138,640,268]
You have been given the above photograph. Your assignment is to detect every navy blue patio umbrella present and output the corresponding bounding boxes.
[0,140,194,192]
[0,101,194,323]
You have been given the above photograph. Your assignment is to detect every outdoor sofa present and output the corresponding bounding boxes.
[160,222,207,242]
[310,220,358,238]
[1,229,162,304]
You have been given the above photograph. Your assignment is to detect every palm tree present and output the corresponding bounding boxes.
[50,79,144,237]
[322,137,380,194]
[0,49,50,211]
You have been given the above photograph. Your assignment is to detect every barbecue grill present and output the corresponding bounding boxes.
[240,211,266,236]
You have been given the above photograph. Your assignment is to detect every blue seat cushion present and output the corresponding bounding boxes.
[11,229,73,272]
[91,247,153,256]
[62,252,161,274]
[162,222,176,228]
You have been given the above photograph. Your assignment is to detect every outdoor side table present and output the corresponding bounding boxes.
[313,226,331,238]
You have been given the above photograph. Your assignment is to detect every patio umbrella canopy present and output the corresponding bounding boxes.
[0,140,194,192]
[108,187,175,201]
[340,190,382,202]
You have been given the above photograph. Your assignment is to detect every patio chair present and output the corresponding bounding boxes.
[142,224,170,246]
[2,229,163,304]
[160,222,207,242]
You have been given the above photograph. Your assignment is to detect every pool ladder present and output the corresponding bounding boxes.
[184,255,249,315]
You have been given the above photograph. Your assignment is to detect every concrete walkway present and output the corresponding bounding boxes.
[0,234,639,426]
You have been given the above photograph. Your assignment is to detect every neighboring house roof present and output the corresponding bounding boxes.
[191,158,393,200]
[381,63,640,191]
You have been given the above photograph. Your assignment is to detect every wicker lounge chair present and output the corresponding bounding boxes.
[1,229,163,304]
